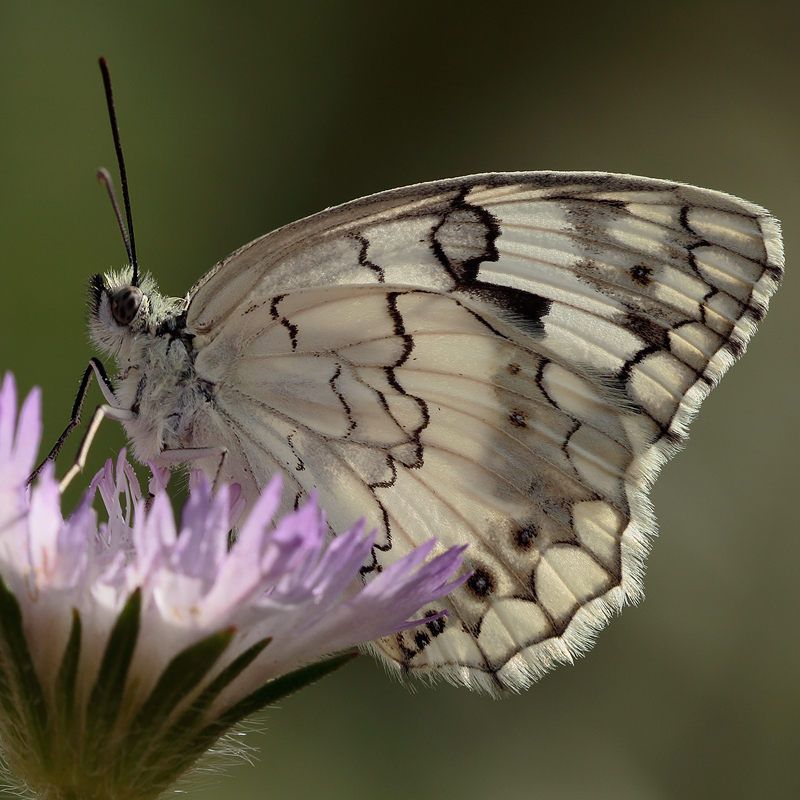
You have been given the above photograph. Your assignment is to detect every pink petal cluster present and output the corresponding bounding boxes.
[0,373,468,797]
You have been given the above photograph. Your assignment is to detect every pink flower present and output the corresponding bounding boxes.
[0,374,467,800]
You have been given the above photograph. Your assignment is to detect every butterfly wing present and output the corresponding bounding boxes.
[184,173,783,691]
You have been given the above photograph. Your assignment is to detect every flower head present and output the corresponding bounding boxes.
[0,374,467,800]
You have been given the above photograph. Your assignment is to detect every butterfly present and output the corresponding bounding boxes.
[44,62,784,692]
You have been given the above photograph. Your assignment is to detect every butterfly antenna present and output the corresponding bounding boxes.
[98,57,139,286]
[96,168,132,266]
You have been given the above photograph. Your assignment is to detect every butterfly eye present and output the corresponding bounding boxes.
[111,286,143,326]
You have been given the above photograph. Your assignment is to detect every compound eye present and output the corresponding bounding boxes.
[111,286,143,326]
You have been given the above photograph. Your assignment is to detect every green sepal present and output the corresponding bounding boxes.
[166,636,272,736]
[153,651,357,788]
[0,575,49,768]
[119,626,235,777]
[83,588,141,769]
[198,652,358,752]
[146,637,272,787]
[55,608,82,743]
[0,590,22,737]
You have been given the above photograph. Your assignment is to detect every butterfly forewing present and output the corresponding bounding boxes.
[169,173,783,691]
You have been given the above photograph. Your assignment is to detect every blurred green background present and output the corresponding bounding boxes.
[1,1,798,798]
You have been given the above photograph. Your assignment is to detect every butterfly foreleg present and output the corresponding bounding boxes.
[28,357,130,487]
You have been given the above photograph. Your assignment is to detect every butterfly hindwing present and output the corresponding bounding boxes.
[184,173,782,691]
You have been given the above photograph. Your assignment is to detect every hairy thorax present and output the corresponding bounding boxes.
[113,331,210,464]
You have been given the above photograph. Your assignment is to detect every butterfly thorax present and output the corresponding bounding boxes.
[89,268,211,463]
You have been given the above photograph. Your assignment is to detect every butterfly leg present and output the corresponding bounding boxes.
[28,357,129,486]
[139,447,227,520]
[57,401,136,493]
[153,446,228,493]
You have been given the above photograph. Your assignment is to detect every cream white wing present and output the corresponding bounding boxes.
[184,172,783,691]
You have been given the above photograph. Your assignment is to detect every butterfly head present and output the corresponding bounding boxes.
[88,267,183,359]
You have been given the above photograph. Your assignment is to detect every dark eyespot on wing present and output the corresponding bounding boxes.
[509,409,528,428]
[425,613,446,636]
[414,630,430,649]
[514,525,537,551]
[467,568,495,599]
[630,264,653,286]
